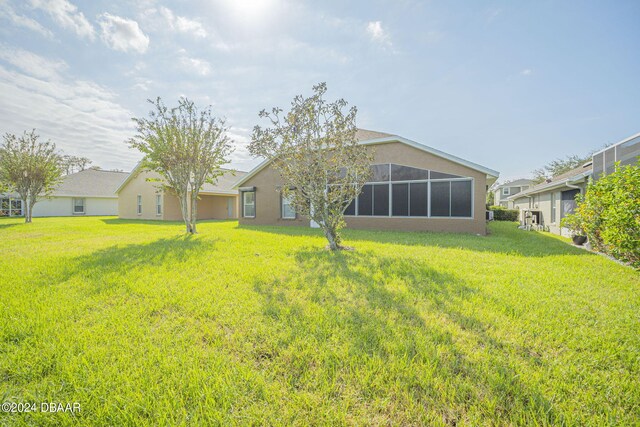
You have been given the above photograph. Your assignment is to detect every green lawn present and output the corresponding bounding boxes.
[0,217,638,426]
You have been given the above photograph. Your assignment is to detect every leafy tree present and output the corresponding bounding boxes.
[562,160,640,268]
[532,154,592,184]
[0,130,63,223]
[128,97,234,234]
[250,82,373,250]
[60,155,92,175]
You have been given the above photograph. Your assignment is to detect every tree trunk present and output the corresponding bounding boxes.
[24,195,32,223]
[323,225,339,250]
[189,191,198,234]
[179,192,191,233]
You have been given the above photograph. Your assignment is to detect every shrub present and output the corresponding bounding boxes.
[566,161,640,268]
[488,206,519,221]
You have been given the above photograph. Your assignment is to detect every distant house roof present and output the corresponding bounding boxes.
[507,165,592,200]
[496,178,534,188]
[115,162,247,195]
[233,128,500,188]
[52,169,129,198]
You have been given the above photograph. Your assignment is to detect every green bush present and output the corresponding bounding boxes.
[563,161,640,268]
[488,206,519,221]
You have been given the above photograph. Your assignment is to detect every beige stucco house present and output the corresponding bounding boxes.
[233,129,499,235]
[116,163,247,221]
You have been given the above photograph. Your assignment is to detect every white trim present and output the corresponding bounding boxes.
[155,194,162,216]
[591,131,640,156]
[233,135,499,188]
[72,197,86,215]
[502,187,510,196]
[242,191,255,218]
[281,195,296,219]
[136,194,142,215]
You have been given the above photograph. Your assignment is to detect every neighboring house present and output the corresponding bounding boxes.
[591,131,640,181]
[508,164,592,235]
[233,129,499,235]
[493,179,534,208]
[116,163,247,221]
[508,131,639,236]
[0,169,129,217]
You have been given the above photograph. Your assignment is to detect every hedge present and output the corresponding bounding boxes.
[488,206,519,221]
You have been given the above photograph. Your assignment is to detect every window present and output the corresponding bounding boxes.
[409,182,429,216]
[550,192,556,223]
[156,194,162,216]
[451,181,472,217]
[430,181,451,216]
[502,187,510,196]
[243,191,255,218]
[137,195,142,215]
[392,183,409,216]
[281,195,295,219]
[73,198,85,214]
[347,163,472,219]
[357,184,373,215]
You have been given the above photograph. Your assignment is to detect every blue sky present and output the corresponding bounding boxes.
[0,0,638,182]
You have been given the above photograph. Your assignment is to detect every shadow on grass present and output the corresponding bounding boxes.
[237,222,592,258]
[250,248,566,424]
[33,235,216,291]
[101,218,238,228]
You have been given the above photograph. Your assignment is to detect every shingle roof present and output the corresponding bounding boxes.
[201,169,248,194]
[53,169,129,198]
[497,178,533,188]
[507,165,592,199]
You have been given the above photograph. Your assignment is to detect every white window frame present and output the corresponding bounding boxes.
[243,191,255,218]
[551,192,557,223]
[281,195,295,219]
[502,187,510,196]
[156,194,162,216]
[137,195,142,215]
[73,197,85,215]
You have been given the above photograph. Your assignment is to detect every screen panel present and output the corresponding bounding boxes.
[373,184,389,216]
[357,184,373,215]
[392,183,409,216]
[451,180,472,217]
[430,181,450,216]
[410,182,428,216]
[391,164,429,181]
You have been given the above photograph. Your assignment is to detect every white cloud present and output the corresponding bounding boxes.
[521,69,532,76]
[0,49,137,170]
[0,1,54,38]
[366,21,391,46]
[179,55,211,76]
[29,0,94,40]
[0,44,67,80]
[158,6,207,38]
[98,13,149,54]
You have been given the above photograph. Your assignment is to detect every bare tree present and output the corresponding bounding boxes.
[0,130,63,223]
[250,82,373,250]
[128,97,234,233]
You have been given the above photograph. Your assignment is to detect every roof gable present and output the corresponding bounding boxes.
[233,130,499,188]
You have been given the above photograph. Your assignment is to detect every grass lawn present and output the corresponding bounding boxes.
[0,217,638,426]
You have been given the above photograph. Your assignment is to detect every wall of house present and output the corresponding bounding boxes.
[32,197,117,217]
[197,194,237,220]
[238,141,490,235]
[118,170,165,220]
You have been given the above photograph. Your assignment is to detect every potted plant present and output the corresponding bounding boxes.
[561,213,587,245]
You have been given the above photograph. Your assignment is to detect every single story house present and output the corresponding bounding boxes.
[116,163,247,220]
[508,131,639,235]
[493,179,533,208]
[233,129,499,235]
[508,164,592,235]
[1,169,129,217]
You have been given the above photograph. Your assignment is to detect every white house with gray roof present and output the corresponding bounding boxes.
[492,179,534,208]
[31,169,129,217]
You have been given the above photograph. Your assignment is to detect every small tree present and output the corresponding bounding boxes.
[128,97,234,234]
[0,130,63,223]
[249,82,373,250]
